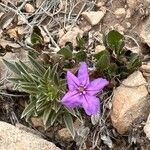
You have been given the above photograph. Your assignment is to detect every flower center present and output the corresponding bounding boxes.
[78,86,86,95]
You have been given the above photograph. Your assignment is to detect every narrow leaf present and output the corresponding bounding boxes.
[43,107,51,126]
[63,113,75,138]
[3,59,21,75]
[21,101,36,118]
[28,55,46,75]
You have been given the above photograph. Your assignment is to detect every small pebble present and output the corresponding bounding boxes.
[114,8,126,19]
[25,3,35,13]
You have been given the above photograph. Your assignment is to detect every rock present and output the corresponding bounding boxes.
[17,26,24,35]
[0,39,21,49]
[0,121,61,150]
[140,63,150,73]
[17,15,27,25]
[143,72,150,81]
[25,3,35,13]
[114,8,126,19]
[7,28,18,39]
[125,22,131,29]
[0,50,28,89]
[96,2,105,7]
[79,20,91,32]
[58,26,83,47]
[57,119,82,141]
[111,71,149,134]
[81,11,105,26]
[36,0,43,8]
[94,45,105,54]
[127,0,140,9]
[74,119,82,130]
[144,114,150,140]
[31,117,44,128]
[126,9,131,18]
[140,18,150,47]
[58,128,72,141]
[140,63,150,80]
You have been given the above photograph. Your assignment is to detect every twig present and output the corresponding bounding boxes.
[63,0,68,28]
[43,26,60,51]
[70,1,86,29]
[124,34,141,54]
[0,2,32,27]
[0,92,28,97]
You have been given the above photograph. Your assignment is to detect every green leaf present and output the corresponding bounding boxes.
[107,63,118,77]
[50,64,58,80]
[44,110,61,128]
[50,111,60,126]
[65,42,73,51]
[57,48,72,59]
[28,50,39,59]
[22,73,36,83]
[94,50,110,60]
[95,52,110,71]
[43,67,51,80]
[36,101,47,112]
[3,59,21,75]
[21,101,36,118]
[31,26,44,45]
[43,107,51,126]
[36,95,46,103]
[65,107,77,117]
[8,77,24,83]
[15,62,27,74]
[127,54,142,70]
[63,113,75,139]
[76,35,85,49]
[21,84,38,94]
[28,55,46,75]
[75,108,83,123]
[106,30,124,55]
[75,51,87,62]
[53,102,61,113]
[108,63,118,73]
[19,60,33,73]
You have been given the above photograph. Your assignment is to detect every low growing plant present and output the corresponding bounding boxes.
[94,30,142,79]
[3,54,83,138]
[57,30,142,81]
[3,29,142,140]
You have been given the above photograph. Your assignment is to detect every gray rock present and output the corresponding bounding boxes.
[0,121,61,150]
[58,128,72,141]
[127,0,140,9]
[111,71,149,134]
[140,18,150,47]
[144,114,150,140]
[0,50,28,89]
[81,11,105,26]
[58,26,83,47]
[114,8,126,19]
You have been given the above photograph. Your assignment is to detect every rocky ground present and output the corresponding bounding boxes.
[0,0,150,150]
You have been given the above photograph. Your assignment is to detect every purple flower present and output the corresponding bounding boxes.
[61,62,109,116]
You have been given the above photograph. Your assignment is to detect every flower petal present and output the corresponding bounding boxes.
[87,78,109,95]
[78,62,89,86]
[67,71,80,91]
[82,95,100,116]
[61,90,82,108]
